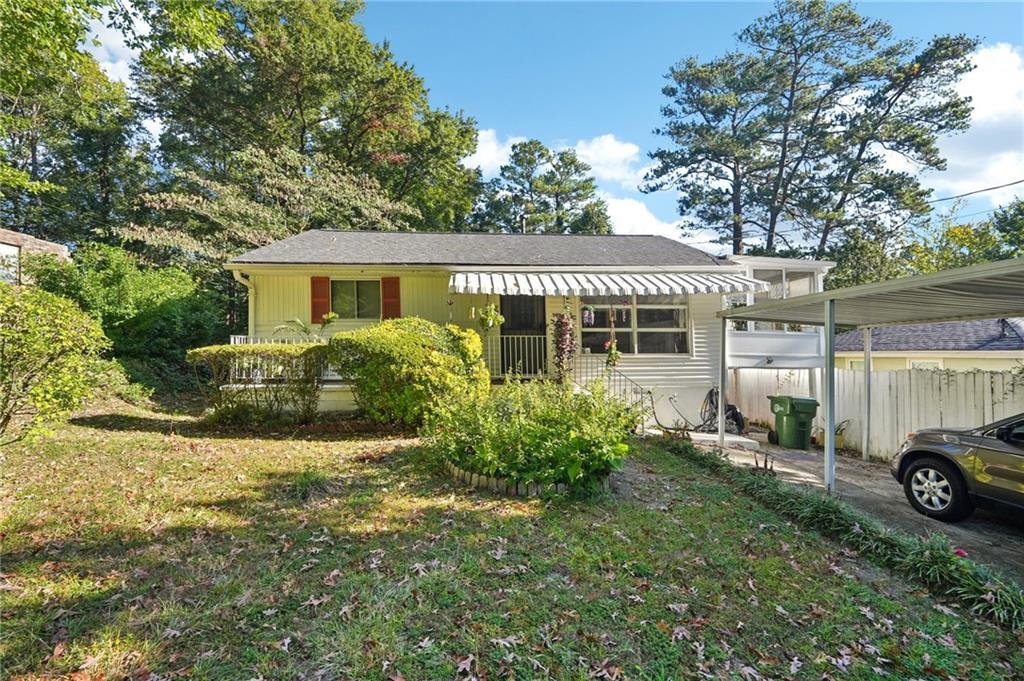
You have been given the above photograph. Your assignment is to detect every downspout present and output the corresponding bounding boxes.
[231,269,255,338]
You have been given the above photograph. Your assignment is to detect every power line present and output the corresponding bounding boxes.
[676,178,1023,248]
[924,178,1024,204]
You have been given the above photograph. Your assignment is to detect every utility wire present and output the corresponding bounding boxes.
[676,178,1023,248]
[924,178,1024,204]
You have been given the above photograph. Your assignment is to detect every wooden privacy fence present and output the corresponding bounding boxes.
[731,368,1024,461]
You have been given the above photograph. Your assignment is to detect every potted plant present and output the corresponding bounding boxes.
[477,302,505,331]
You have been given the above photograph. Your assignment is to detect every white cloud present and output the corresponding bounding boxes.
[923,43,1024,207]
[463,129,527,177]
[602,194,725,254]
[84,13,162,138]
[573,134,650,190]
[84,14,142,85]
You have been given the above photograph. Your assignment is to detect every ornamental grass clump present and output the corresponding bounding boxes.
[425,378,643,489]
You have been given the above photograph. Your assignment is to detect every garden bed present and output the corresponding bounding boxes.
[443,459,611,496]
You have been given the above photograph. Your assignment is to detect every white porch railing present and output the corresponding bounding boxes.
[484,334,548,378]
[228,335,340,381]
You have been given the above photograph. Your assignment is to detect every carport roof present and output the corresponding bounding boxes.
[717,257,1024,328]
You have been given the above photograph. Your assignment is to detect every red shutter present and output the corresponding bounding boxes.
[380,277,401,319]
[310,276,331,323]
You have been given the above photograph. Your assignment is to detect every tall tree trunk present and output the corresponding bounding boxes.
[731,162,744,254]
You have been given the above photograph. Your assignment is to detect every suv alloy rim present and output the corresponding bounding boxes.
[911,468,952,511]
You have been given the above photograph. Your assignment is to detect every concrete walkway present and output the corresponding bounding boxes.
[714,437,1024,585]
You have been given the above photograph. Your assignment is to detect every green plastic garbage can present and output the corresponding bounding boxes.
[767,395,819,450]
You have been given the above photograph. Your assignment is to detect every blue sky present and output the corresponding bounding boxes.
[89,1,1024,251]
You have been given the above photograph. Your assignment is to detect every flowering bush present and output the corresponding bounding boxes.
[424,379,643,489]
[604,338,621,368]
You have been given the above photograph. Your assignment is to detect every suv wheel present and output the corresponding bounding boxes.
[903,457,974,522]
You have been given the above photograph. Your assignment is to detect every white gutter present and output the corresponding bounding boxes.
[232,269,255,337]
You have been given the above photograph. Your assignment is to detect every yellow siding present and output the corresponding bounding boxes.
[839,355,1024,371]
[251,270,459,338]
[319,385,357,412]
[248,268,547,363]
[840,356,907,371]
[939,357,1024,371]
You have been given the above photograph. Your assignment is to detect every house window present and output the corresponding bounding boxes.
[330,280,381,319]
[580,294,688,354]
[850,360,865,370]
[910,360,942,370]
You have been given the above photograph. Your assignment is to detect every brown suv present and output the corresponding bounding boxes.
[890,413,1024,522]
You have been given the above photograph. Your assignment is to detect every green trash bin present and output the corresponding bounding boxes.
[767,395,819,450]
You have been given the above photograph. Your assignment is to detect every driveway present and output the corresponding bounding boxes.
[716,437,1024,585]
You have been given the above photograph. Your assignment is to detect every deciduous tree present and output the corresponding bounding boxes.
[135,0,478,231]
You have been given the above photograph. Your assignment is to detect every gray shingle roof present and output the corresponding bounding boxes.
[228,230,730,268]
[836,318,1024,352]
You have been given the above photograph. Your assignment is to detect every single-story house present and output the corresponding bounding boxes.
[225,230,833,421]
[835,318,1024,372]
[0,228,70,285]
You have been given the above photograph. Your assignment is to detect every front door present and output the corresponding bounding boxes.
[975,418,1024,508]
[499,295,546,375]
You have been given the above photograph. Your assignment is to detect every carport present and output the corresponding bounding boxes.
[716,256,1024,494]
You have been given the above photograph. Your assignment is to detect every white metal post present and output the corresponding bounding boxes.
[718,316,728,449]
[862,327,872,461]
[823,299,836,494]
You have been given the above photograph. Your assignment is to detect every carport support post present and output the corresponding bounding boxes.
[823,299,837,494]
[718,316,728,449]
[862,327,872,461]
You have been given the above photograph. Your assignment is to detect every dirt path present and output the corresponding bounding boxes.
[715,442,1024,584]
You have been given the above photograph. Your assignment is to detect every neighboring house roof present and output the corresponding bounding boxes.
[0,228,69,259]
[228,230,732,268]
[835,318,1024,353]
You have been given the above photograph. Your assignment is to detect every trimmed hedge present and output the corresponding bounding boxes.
[186,343,326,424]
[328,317,489,426]
[425,379,643,489]
[664,438,1024,631]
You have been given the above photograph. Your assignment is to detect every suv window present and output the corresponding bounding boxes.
[987,420,1024,444]
[1008,422,1024,445]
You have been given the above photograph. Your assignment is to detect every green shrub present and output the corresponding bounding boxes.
[186,343,326,424]
[91,359,155,405]
[25,244,227,372]
[664,438,1024,631]
[424,379,643,488]
[328,317,489,426]
[0,283,109,444]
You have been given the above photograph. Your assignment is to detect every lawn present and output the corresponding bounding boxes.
[2,402,1022,680]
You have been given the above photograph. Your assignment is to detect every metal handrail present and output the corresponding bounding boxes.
[571,354,649,409]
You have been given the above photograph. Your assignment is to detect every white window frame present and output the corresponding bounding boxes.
[910,359,944,370]
[329,278,382,320]
[579,294,691,356]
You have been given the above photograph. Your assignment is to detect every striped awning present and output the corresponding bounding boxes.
[448,271,767,296]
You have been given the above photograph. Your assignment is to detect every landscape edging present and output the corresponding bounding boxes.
[443,459,610,497]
